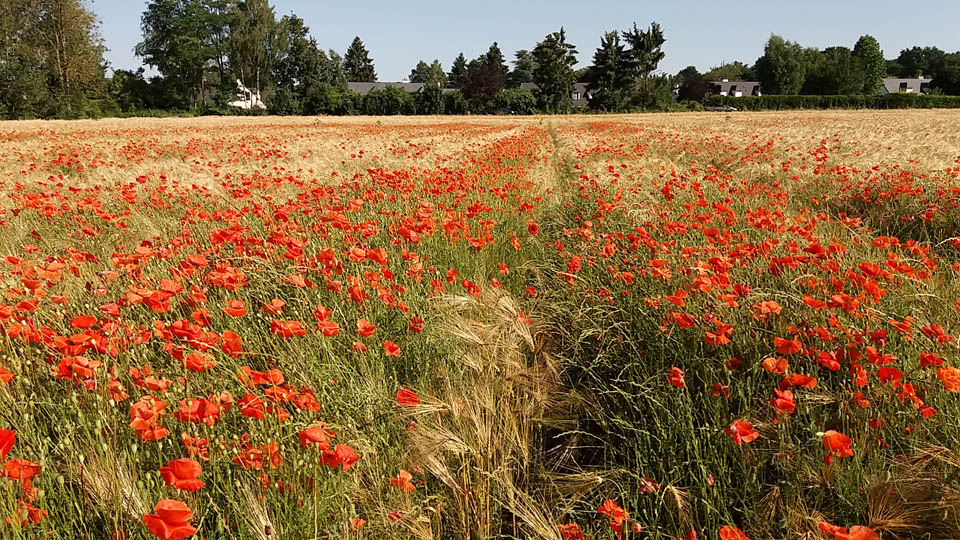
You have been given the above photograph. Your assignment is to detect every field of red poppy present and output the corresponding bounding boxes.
[0,111,959,540]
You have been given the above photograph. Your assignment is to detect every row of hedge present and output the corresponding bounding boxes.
[703,93,960,110]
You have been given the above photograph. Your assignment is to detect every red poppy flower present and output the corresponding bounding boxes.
[667,367,685,388]
[383,340,401,357]
[396,388,419,407]
[70,315,98,329]
[261,298,285,314]
[4,458,40,481]
[719,525,751,540]
[390,469,416,492]
[557,523,586,540]
[761,357,788,374]
[597,499,628,540]
[937,366,960,392]
[223,300,246,317]
[356,319,378,337]
[142,499,197,540]
[823,430,854,463]
[725,420,759,445]
[182,352,216,372]
[298,423,335,450]
[270,319,307,338]
[159,458,204,492]
[770,388,796,414]
[0,429,14,461]
[322,444,360,471]
[774,337,802,355]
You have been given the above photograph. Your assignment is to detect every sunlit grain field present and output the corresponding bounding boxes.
[1,111,960,540]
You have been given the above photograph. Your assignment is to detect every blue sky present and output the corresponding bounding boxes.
[96,0,960,80]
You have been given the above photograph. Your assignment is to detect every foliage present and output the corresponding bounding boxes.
[228,0,277,96]
[137,0,219,109]
[343,36,376,82]
[442,89,469,114]
[463,61,505,106]
[852,35,885,93]
[415,84,444,115]
[447,52,469,89]
[507,49,537,87]
[587,31,630,111]
[673,65,701,85]
[802,47,866,95]
[893,46,946,78]
[302,83,361,115]
[362,85,415,115]
[409,59,446,88]
[483,42,509,79]
[0,0,106,118]
[490,88,537,114]
[703,61,755,81]
[754,35,809,95]
[621,22,666,107]
[677,76,711,102]
[533,27,578,113]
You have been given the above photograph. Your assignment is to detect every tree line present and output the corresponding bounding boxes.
[675,35,960,101]
[1,0,959,119]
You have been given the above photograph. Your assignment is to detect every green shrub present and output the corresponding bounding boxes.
[491,88,538,114]
[363,86,416,115]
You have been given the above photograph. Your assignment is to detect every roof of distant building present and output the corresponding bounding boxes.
[346,82,425,95]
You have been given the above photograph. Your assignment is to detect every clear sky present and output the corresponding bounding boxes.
[95,0,960,80]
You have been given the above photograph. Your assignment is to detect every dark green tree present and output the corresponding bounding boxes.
[0,0,109,117]
[677,76,710,101]
[622,21,665,106]
[447,52,468,89]
[410,59,446,88]
[673,65,700,85]
[270,14,328,114]
[137,0,217,108]
[442,90,469,114]
[852,35,884,93]
[703,61,755,81]
[754,35,808,94]
[932,53,960,95]
[587,31,629,111]
[343,36,376,82]
[803,46,865,95]
[894,46,946,78]
[415,84,444,114]
[507,49,537,87]
[532,27,578,113]
[484,42,508,78]
[463,60,504,104]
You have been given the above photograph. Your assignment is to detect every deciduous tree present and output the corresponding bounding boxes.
[852,35,884,93]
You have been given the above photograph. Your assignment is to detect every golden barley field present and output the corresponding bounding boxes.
[0,110,959,540]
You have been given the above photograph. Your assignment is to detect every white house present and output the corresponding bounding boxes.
[709,80,761,97]
[880,77,932,94]
[229,79,265,110]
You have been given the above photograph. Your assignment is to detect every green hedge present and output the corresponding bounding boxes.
[703,93,960,110]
